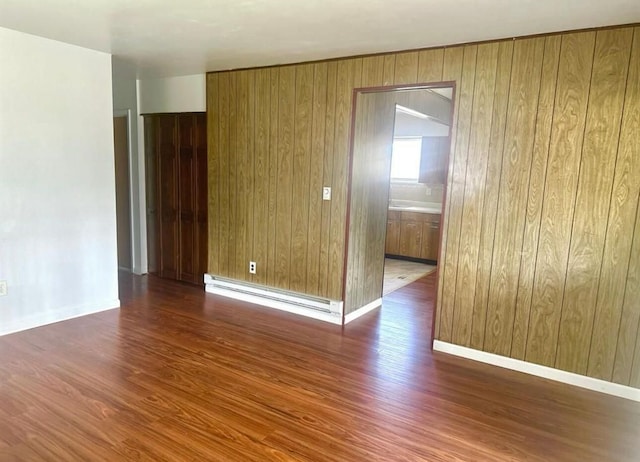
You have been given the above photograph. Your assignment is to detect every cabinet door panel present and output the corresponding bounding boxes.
[385,219,401,254]
[399,221,423,258]
[421,221,440,261]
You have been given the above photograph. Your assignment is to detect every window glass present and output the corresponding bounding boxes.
[390,137,421,181]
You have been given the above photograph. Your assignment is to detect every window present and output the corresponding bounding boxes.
[390,137,421,182]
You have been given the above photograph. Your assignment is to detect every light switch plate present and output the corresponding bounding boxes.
[322,187,332,201]
[0,281,7,297]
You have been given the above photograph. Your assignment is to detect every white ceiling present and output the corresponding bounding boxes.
[1,0,638,78]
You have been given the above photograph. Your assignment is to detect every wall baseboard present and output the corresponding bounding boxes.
[204,274,343,325]
[0,299,121,337]
[344,298,382,324]
[433,340,640,402]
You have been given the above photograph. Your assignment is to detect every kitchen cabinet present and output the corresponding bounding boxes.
[385,211,440,262]
[385,211,401,255]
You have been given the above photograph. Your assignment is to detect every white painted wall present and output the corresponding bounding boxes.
[139,74,206,113]
[112,57,147,275]
[0,27,119,336]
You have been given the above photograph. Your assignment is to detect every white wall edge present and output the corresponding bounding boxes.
[0,299,120,337]
[344,298,382,324]
[205,283,343,325]
[433,340,640,402]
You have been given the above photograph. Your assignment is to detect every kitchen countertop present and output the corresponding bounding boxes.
[388,200,442,214]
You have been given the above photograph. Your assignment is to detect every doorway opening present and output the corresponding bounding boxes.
[343,84,454,321]
[383,90,452,295]
[113,115,133,273]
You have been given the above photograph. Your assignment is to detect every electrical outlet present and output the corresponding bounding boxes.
[249,261,257,274]
[425,186,432,196]
[0,281,7,297]
[323,187,332,201]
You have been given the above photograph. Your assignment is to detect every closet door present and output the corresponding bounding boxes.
[146,113,207,285]
[157,115,179,280]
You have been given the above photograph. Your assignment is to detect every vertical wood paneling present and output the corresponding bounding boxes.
[252,69,270,285]
[318,62,337,297]
[266,68,280,287]
[451,43,499,346]
[327,59,357,300]
[207,73,220,275]
[438,45,477,342]
[290,64,313,293]
[235,71,249,280]
[275,66,295,289]
[434,45,464,340]
[417,48,444,83]
[393,51,419,84]
[511,36,561,360]
[361,56,384,87]
[345,92,396,312]
[599,28,640,384]
[484,38,545,356]
[306,63,328,296]
[227,73,238,278]
[217,73,230,277]
[470,40,514,350]
[207,25,640,389]
[556,29,633,375]
[526,32,596,367]
[629,206,640,388]
[382,55,396,86]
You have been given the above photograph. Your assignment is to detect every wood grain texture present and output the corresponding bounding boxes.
[252,69,270,285]
[434,45,465,341]
[510,36,561,360]
[417,48,445,83]
[217,73,231,277]
[206,73,220,276]
[328,59,358,300]
[623,203,640,388]
[275,66,295,289]
[599,27,640,385]
[438,45,477,343]
[451,42,499,346]
[207,25,640,389]
[470,40,514,350]
[361,56,384,88]
[267,68,280,287]
[305,63,328,296]
[318,62,337,297]
[526,32,596,367]
[557,29,633,375]
[393,51,419,84]
[290,64,313,293]
[1,272,639,461]
[484,38,545,356]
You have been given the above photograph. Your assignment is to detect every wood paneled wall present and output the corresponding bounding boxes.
[434,26,640,388]
[344,92,397,313]
[207,25,640,388]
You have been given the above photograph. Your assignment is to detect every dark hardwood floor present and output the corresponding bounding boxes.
[1,272,639,461]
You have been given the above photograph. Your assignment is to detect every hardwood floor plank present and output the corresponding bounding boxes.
[0,272,638,461]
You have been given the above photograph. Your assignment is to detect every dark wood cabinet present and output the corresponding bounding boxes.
[145,113,207,285]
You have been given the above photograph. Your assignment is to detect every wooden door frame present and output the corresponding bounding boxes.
[113,109,137,273]
[341,82,456,349]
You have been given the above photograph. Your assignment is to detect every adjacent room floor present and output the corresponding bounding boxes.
[382,257,436,295]
[0,272,638,461]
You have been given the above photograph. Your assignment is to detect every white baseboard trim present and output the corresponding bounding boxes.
[433,340,640,402]
[204,274,343,325]
[0,299,121,337]
[344,298,382,324]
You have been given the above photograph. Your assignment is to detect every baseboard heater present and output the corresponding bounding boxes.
[204,274,344,325]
